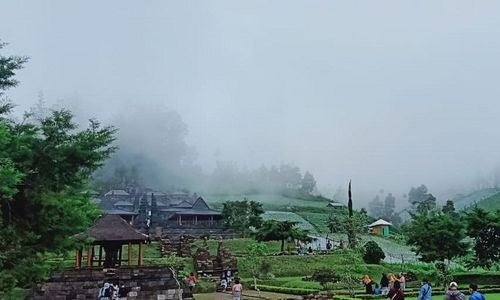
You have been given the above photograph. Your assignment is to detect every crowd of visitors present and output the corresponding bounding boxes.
[361,275,485,300]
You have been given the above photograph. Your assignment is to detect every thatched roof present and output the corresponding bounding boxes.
[75,215,146,243]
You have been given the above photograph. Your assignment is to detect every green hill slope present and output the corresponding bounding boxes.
[452,188,500,210]
[475,192,500,210]
[204,194,329,210]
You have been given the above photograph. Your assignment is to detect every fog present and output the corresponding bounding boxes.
[2,1,500,205]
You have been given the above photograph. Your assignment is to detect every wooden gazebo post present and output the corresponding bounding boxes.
[138,242,143,266]
[128,242,132,266]
[75,249,82,268]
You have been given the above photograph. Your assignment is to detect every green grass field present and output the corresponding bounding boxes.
[204,194,329,210]
[262,211,317,233]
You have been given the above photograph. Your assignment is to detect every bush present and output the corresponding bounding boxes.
[312,268,341,287]
[362,241,385,264]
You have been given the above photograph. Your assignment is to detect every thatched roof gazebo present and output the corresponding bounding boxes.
[74,214,147,268]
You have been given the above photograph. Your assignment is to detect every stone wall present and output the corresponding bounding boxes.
[29,266,190,300]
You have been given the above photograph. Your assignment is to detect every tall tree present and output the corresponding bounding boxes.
[405,211,468,267]
[464,206,500,269]
[346,180,358,248]
[255,220,312,252]
[221,199,264,235]
[0,42,116,295]
[368,195,384,218]
[300,171,316,193]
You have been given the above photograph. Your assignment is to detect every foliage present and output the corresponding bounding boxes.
[221,199,264,234]
[312,268,340,288]
[0,42,116,295]
[408,185,437,213]
[255,220,312,252]
[405,210,468,265]
[300,171,316,193]
[464,206,500,269]
[362,241,385,264]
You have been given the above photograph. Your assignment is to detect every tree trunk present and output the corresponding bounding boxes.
[281,239,285,252]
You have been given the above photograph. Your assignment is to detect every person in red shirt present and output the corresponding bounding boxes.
[187,272,197,292]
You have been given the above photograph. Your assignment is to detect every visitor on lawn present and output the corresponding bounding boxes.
[388,273,398,290]
[307,246,314,255]
[418,278,432,300]
[363,275,374,294]
[398,273,406,291]
[380,273,390,295]
[468,284,485,300]
[326,240,332,252]
[444,281,465,300]
[373,284,382,295]
[232,278,243,300]
[187,272,197,292]
[388,280,404,300]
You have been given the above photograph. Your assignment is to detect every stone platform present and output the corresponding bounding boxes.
[28,266,189,300]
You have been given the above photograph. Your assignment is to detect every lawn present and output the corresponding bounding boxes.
[204,194,329,210]
[262,211,317,233]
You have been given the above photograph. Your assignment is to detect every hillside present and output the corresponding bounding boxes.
[204,194,330,210]
[452,188,500,210]
[475,192,500,210]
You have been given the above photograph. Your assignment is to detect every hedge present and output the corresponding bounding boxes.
[252,284,318,295]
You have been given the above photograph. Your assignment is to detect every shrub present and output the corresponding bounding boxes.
[312,268,341,287]
[362,241,385,264]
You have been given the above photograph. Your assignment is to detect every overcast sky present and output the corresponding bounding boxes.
[2,0,500,201]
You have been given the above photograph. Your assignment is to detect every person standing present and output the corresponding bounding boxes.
[117,283,129,300]
[98,282,111,300]
[187,272,197,292]
[444,282,465,300]
[398,273,406,291]
[226,268,232,286]
[388,273,397,290]
[469,284,485,300]
[380,273,389,296]
[418,278,432,300]
[387,281,404,300]
[232,279,243,300]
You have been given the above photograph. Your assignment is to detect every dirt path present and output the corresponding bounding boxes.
[193,290,301,300]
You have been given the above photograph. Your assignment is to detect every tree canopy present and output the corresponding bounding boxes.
[464,206,500,269]
[405,210,468,264]
[255,220,312,252]
[0,41,116,295]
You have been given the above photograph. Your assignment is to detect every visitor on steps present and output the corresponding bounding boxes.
[232,278,243,300]
[469,284,485,300]
[220,273,228,291]
[388,281,404,300]
[98,282,111,300]
[117,283,130,300]
[418,278,432,300]
[444,282,466,300]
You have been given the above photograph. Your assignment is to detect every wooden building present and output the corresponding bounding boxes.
[368,219,392,236]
